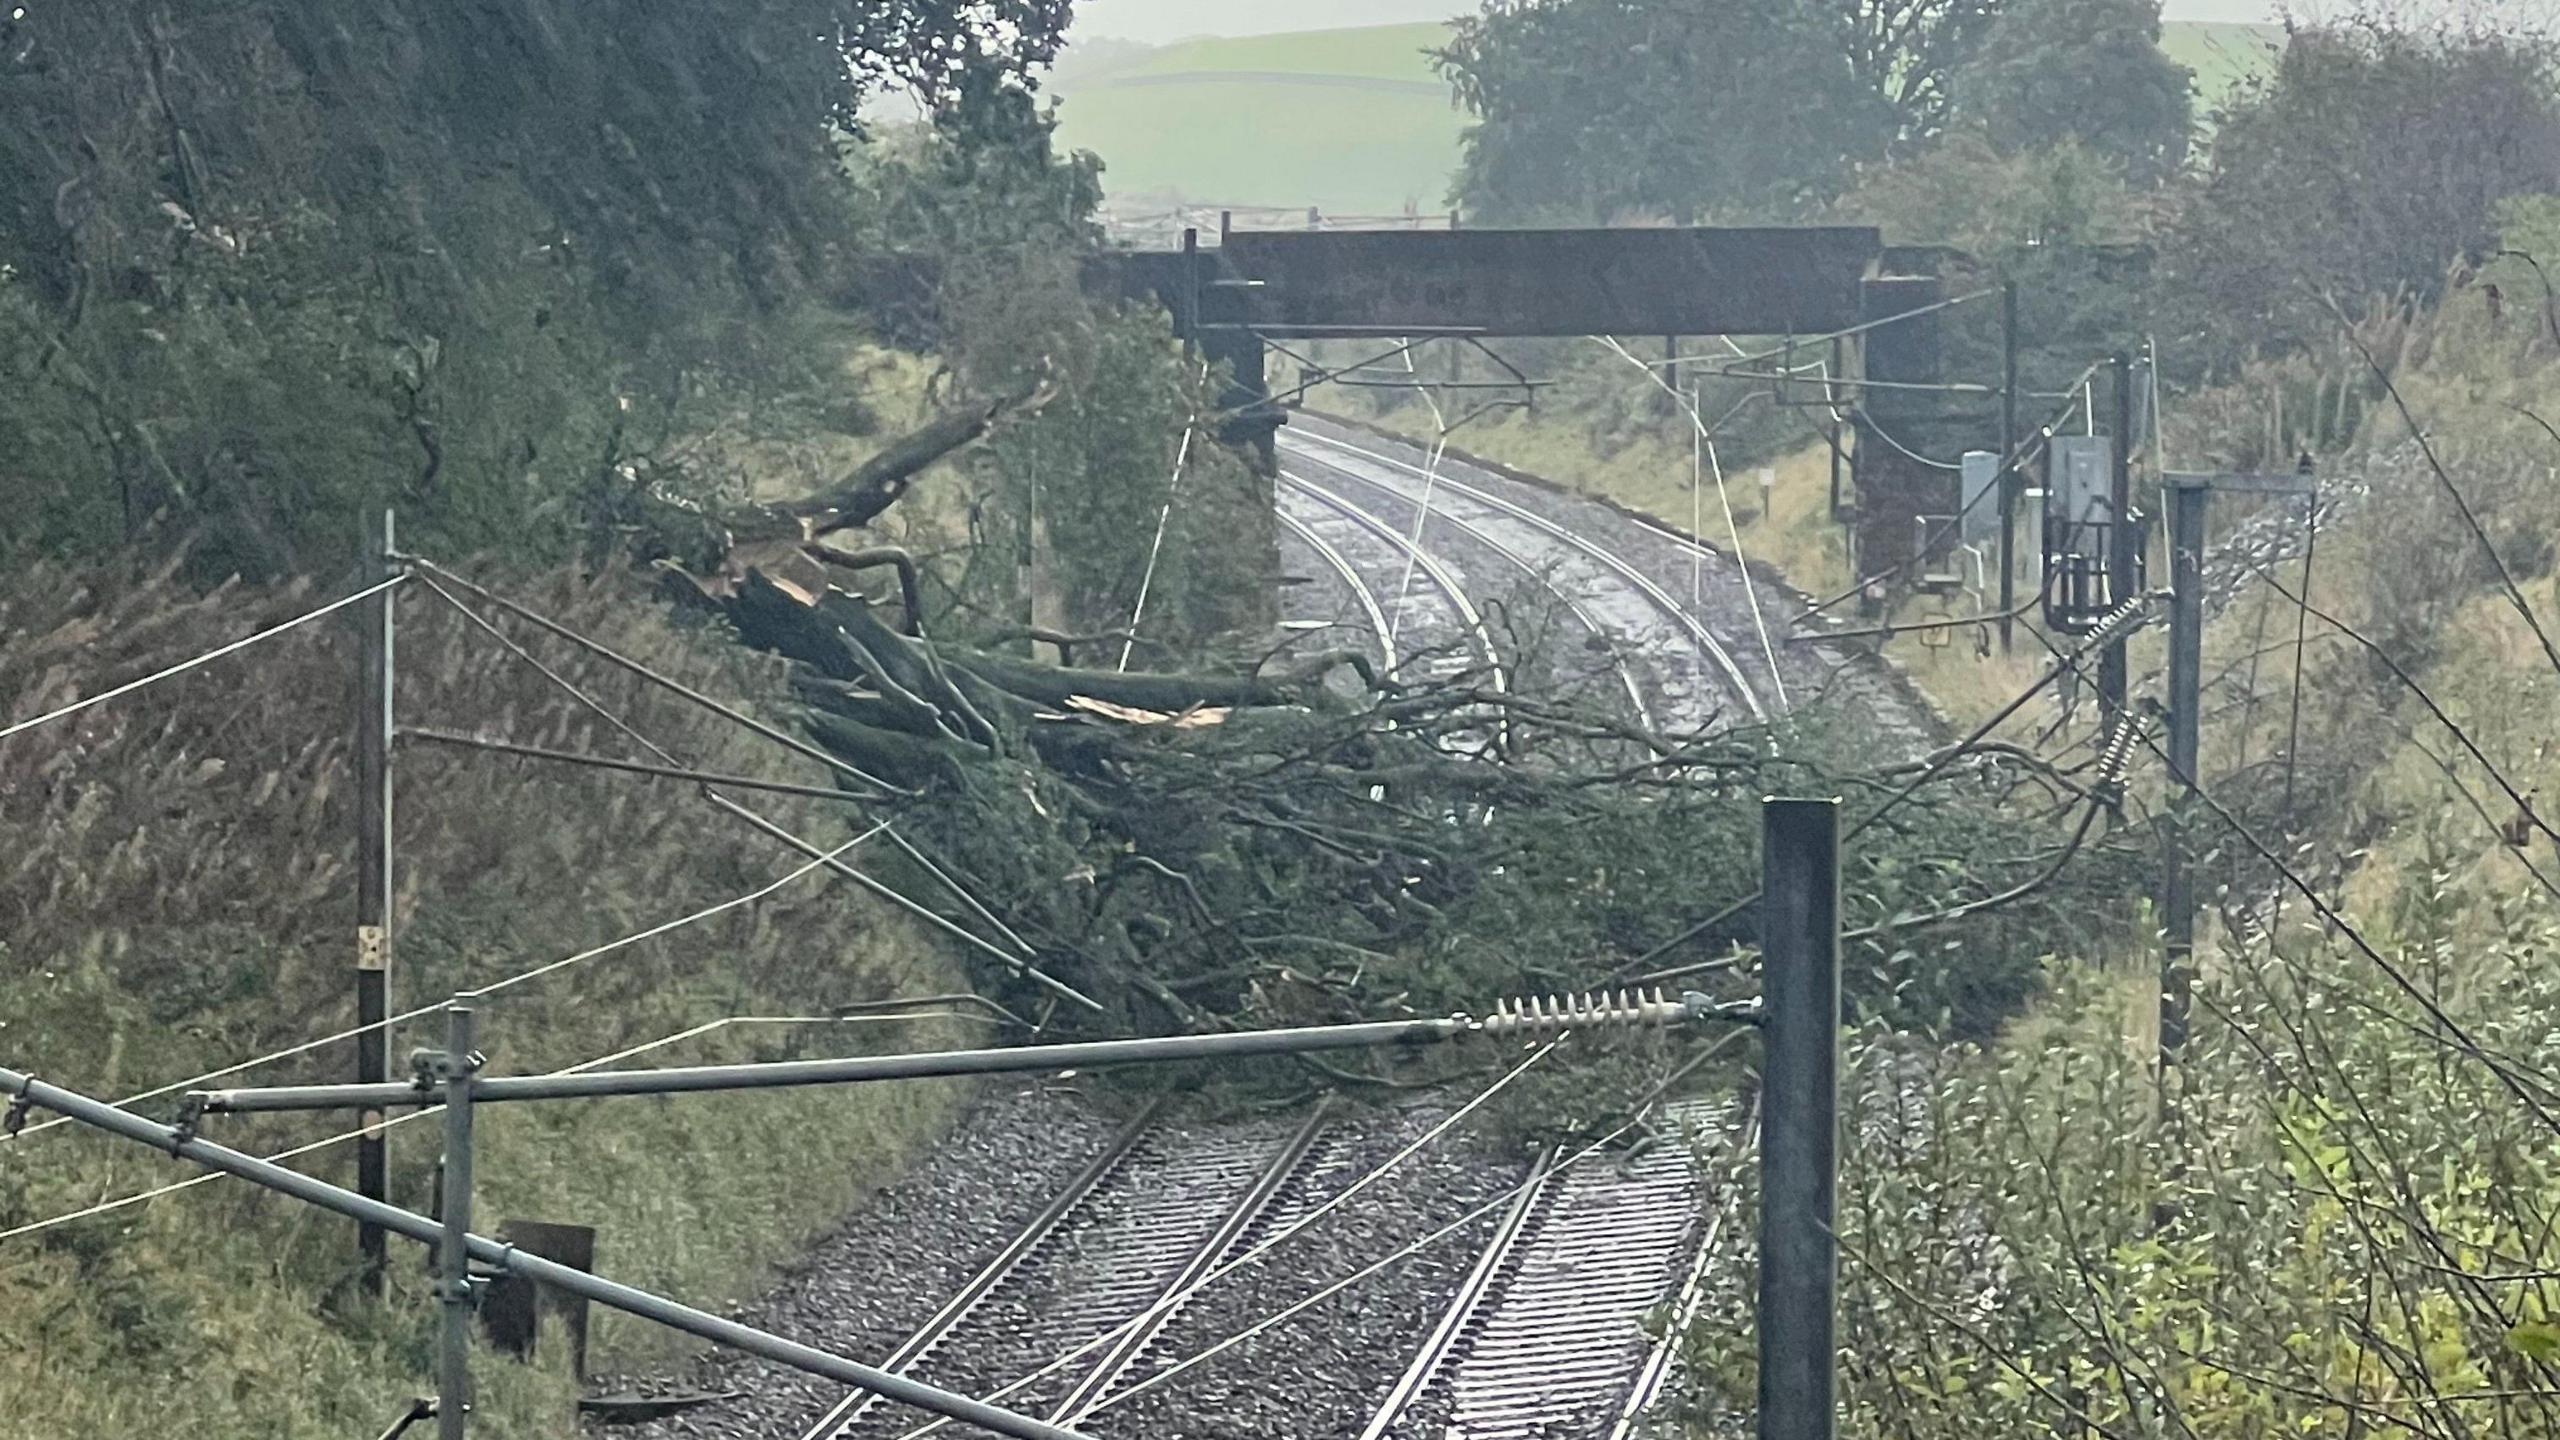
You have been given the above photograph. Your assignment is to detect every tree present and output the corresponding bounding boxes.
[1434,0,1999,224]
[2164,18,2560,366]
[0,1,1079,575]
[1953,0,2193,185]
[1834,0,2006,151]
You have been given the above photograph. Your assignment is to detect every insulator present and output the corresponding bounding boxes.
[1476,987,1694,1038]
[2083,590,2157,650]
[2096,712,2141,788]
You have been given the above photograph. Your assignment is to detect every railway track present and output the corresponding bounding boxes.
[1281,423,1768,730]
[1278,472,1506,694]
[1274,505,1397,676]
[1281,466,1656,731]
[802,1101,1339,1440]
[1358,1099,1734,1440]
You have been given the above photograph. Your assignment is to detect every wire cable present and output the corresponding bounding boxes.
[1118,361,1211,672]
[4,825,889,1145]
[0,574,407,747]
[884,1038,1567,1440]
[1381,339,1463,652]
[1595,336,1789,709]
[411,570,1088,1008]
[0,1006,963,1242]
[1652,287,2002,372]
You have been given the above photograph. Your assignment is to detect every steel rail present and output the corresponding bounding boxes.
[1356,1147,1560,1440]
[1356,1098,1729,1440]
[1274,503,1398,674]
[1048,1100,1337,1423]
[1276,472,1507,693]
[1288,451,1656,731]
[1608,1104,1755,1440]
[798,1101,1173,1440]
[1283,425,1766,724]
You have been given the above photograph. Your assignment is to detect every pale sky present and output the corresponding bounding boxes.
[1067,0,2291,44]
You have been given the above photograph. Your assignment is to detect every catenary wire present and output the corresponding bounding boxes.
[0,574,407,747]
[0,1005,964,1242]
[1118,360,1211,671]
[4,824,888,1144]
[1596,336,1789,709]
[411,569,1085,1006]
[881,1037,1568,1440]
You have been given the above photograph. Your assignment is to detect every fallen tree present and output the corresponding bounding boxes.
[682,565,2134,1047]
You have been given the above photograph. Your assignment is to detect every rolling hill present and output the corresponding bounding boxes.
[1047,19,2286,222]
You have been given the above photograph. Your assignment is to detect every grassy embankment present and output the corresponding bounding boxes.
[0,362,1002,1440]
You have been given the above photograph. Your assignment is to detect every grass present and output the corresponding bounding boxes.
[0,560,986,1438]
[1054,20,2285,218]
[2163,20,2288,112]
[1061,81,1466,214]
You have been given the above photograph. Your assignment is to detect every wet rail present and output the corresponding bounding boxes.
[802,1103,1337,1440]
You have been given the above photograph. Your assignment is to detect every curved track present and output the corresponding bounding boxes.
[1281,467,1656,731]
[1273,506,1397,676]
[1279,472,1506,694]
[1280,424,1764,731]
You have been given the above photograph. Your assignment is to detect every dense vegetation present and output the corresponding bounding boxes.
[18,0,2560,1436]
[1412,3,2560,1436]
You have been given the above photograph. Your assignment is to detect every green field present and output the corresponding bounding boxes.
[1052,22,1465,216]
[1049,19,2285,219]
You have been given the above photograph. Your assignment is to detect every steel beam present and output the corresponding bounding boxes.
[436,1002,478,1440]
[1759,798,1840,1440]
[1212,227,1879,338]
[355,508,396,1293]
[0,1066,1090,1440]
[194,996,1715,1115]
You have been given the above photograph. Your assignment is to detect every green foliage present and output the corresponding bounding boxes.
[0,0,1073,578]
[1952,0,2193,185]
[827,72,1273,662]
[1435,0,1890,222]
[1684,880,2560,1436]
[2163,19,2560,367]
[1436,0,2024,224]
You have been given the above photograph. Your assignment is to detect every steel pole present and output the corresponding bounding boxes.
[197,1002,1710,1115]
[0,1066,1091,1440]
[356,508,396,1292]
[437,1000,477,1440]
[1181,227,1201,361]
[2100,353,2136,723]
[1998,281,2019,653]
[2161,481,2207,1109]
[1827,337,1845,523]
[1758,798,1839,1440]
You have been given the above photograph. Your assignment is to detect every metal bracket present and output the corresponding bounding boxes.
[2164,469,2317,497]
[357,925,388,973]
[407,1046,486,1092]
[3,1074,34,1138]
[168,1096,204,1157]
